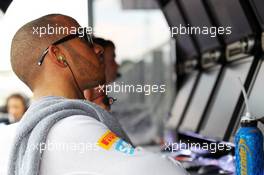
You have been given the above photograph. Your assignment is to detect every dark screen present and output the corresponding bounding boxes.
[250,0,264,30]
[179,66,221,132]
[0,0,12,12]
[178,0,221,53]
[162,0,183,28]
[199,57,253,140]
[162,0,198,61]
[204,0,252,44]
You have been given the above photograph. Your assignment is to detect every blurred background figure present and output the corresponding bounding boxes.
[84,86,111,111]
[0,93,28,124]
[93,37,120,84]
[84,37,119,111]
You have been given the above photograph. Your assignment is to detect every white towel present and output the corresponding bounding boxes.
[8,96,131,175]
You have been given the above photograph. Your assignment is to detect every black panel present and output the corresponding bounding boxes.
[204,0,253,44]
[157,0,170,7]
[248,0,264,31]
[177,0,221,53]
[199,57,254,140]
[162,0,198,62]
[0,0,12,12]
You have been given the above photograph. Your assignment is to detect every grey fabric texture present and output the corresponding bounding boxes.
[8,96,131,175]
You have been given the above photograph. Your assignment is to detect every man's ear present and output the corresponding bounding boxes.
[93,43,104,55]
[48,45,67,68]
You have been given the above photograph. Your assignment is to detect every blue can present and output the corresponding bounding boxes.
[235,119,263,175]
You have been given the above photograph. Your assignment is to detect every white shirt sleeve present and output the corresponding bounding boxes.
[40,115,188,175]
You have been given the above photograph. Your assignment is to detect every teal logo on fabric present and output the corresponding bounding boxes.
[115,139,135,155]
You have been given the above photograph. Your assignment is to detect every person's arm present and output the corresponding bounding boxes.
[40,115,188,175]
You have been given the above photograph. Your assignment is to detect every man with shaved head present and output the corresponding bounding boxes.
[11,14,105,98]
[0,14,187,175]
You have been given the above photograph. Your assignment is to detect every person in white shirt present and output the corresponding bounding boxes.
[0,14,188,175]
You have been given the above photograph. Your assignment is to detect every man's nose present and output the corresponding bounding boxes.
[93,43,104,55]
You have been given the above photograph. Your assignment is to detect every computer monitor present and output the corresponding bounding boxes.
[229,58,264,142]
[162,0,198,62]
[204,0,253,44]
[166,71,200,129]
[199,57,254,140]
[177,0,221,53]
[179,66,221,133]
[248,0,264,31]
[245,59,264,132]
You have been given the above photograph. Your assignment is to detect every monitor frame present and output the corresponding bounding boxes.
[198,56,255,141]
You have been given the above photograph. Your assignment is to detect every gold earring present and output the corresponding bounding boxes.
[57,55,68,66]
[57,55,65,62]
